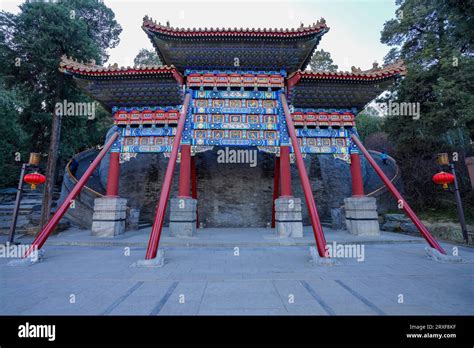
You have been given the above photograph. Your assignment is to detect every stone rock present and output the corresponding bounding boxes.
[381,221,401,232]
[384,214,409,223]
[423,221,471,244]
[400,222,419,234]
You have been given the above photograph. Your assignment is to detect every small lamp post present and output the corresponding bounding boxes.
[7,153,45,244]
[433,152,469,244]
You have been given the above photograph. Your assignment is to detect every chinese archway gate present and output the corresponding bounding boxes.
[24,16,446,259]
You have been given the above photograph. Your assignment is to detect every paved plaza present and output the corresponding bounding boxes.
[0,227,473,315]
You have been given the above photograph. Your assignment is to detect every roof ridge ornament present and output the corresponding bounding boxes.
[59,55,180,77]
[290,59,407,81]
[143,16,328,35]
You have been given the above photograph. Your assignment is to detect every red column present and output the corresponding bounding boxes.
[350,153,365,196]
[106,152,120,196]
[280,146,292,197]
[178,144,191,198]
[271,156,280,228]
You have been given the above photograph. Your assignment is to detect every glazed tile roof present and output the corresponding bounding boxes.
[288,61,407,110]
[142,16,329,73]
[142,16,328,38]
[59,56,184,110]
[59,55,183,83]
[288,60,407,84]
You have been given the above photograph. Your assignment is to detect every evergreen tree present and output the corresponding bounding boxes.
[308,49,338,71]
[380,0,474,208]
[0,0,122,225]
[134,48,161,66]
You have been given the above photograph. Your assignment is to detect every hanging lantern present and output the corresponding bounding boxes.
[432,171,454,189]
[436,153,450,166]
[24,172,46,190]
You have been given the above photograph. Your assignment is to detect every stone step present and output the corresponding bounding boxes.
[0,211,35,217]
[0,214,30,221]
[7,199,42,205]
[0,201,39,207]
[0,219,29,229]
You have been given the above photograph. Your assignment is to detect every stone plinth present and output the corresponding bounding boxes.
[169,197,197,237]
[344,196,380,236]
[91,197,127,237]
[275,197,303,238]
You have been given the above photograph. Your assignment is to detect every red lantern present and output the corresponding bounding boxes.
[24,172,46,190]
[432,171,455,189]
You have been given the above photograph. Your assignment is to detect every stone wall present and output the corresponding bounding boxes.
[60,149,103,229]
[98,146,356,227]
[85,128,402,228]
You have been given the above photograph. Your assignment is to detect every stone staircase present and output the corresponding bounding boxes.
[0,186,61,236]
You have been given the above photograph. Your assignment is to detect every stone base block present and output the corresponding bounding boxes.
[275,197,303,238]
[7,249,45,267]
[133,250,165,268]
[425,247,463,263]
[309,246,337,266]
[169,198,197,237]
[91,197,127,237]
[344,196,380,236]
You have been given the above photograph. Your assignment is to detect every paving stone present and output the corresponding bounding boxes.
[0,229,472,315]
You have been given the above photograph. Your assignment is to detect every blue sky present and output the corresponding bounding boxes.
[1,0,398,71]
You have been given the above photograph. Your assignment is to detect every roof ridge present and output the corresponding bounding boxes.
[142,15,328,36]
[59,55,176,73]
[292,60,407,79]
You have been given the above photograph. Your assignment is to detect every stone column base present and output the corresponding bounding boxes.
[169,197,197,237]
[275,197,303,238]
[91,197,127,237]
[344,196,380,236]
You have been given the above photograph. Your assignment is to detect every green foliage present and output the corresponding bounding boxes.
[0,80,29,186]
[355,113,384,142]
[380,0,474,209]
[134,48,161,66]
[0,0,121,188]
[308,49,338,71]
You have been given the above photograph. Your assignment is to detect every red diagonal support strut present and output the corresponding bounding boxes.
[24,131,120,258]
[350,134,446,254]
[279,93,328,257]
[146,93,191,259]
